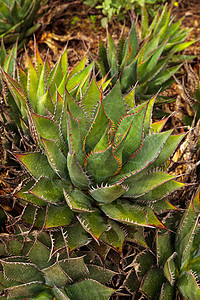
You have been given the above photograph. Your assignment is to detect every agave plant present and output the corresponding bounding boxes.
[0,225,116,298]
[126,188,200,300]
[1,41,95,149]
[92,3,195,103]
[0,0,41,48]
[1,38,186,252]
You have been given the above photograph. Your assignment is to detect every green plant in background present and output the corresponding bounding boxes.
[83,0,167,27]
[1,43,186,253]
[0,225,116,298]
[127,188,200,300]
[92,4,195,110]
[0,0,41,48]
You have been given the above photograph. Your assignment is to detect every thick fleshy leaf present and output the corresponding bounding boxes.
[27,53,39,111]
[59,256,88,281]
[44,204,75,229]
[86,265,116,284]
[90,183,128,204]
[7,282,44,298]
[100,220,125,252]
[102,80,126,124]
[121,22,138,67]
[159,282,176,300]
[176,189,200,267]
[81,76,101,122]
[1,260,43,283]
[101,200,165,228]
[29,177,72,204]
[42,261,71,287]
[112,130,172,184]
[41,138,68,179]
[121,59,137,93]
[163,252,178,286]
[64,188,94,212]
[61,90,87,142]
[65,222,90,252]
[178,271,200,300]
[13,152,57,179]
[28,240,53,269]
[52,286,70,300]
[140,267,165,300]
[65,279,115,300]
[125,225,148,248]
[113,104,147,162]
[83,99,110,155]
[77,209,109,242]
[31,112,66,152]
[107,32,118,82]
[66,62,94,92]
[149,133,185,170]
[67,153,90,190]
[125,172,183,198]
[15,180,47,206]
[85,146,121,185]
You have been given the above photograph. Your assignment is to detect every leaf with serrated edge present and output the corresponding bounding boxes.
[100,220,125,252]
[64,188,94,212]
[90,183,128,204]
[41,138,68,179]
[77,209,109,242]
[67,153,91,190]
[65,279,115,300]
[13,152,57,180]
[101,199,165,228]
[29,176,72,204]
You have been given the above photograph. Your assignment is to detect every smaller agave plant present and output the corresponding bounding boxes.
[127,188,200,300]
[1,41,186,252]
[0,225,116,299]
[1,41,95,149]
[0,0,41,48]
[92,3,195,101]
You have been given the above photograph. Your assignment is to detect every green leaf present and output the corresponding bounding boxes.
[121,59,137,96]
[31,112,66,153]
[102,80,126,124]
[77,209,109,242]
[100,219,125,252]
[176,189,200,267]
[140,267,165,300]
[107,32,118,83]
[113,104,147,162]
[65,279,115,300]
[67,153,90,190]
[7,282,45,298]
[81,76,101,123]
[101,199,165,228]
[42,261,71,287]
[90,183,127,204]
[83,99,110,155]
[29,177,72,204]
[64,188,94,212]
[52,286,70,300]
[59,256,88,281]
[28,240,54,269]
[65,221,90,252]
[44,204,75,229]
[41,138,68,179]
[85,146,121,185]
[13,152,57,179]
[178,271,200,300]
[125,172,182,198]
[164,252,178,286]
[115,130,172,183]
[1,260,43,283]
